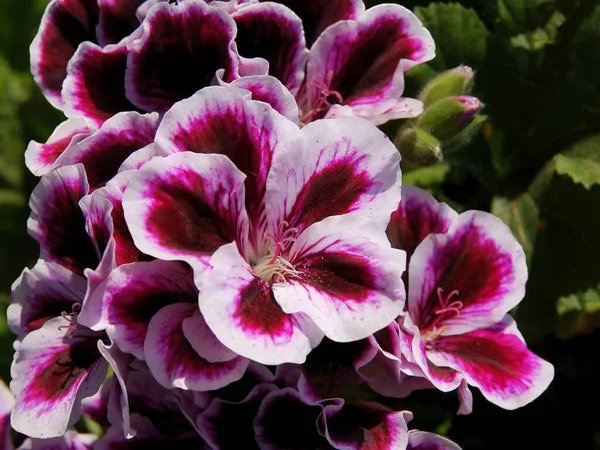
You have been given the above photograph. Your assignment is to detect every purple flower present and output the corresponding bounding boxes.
[386,187,554,410]
[122,85,406,365]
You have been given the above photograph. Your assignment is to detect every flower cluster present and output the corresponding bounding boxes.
[5,0,553,448]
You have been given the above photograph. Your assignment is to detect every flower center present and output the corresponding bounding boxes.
[58,302,82,339]
[422,287,463,346]
[252,221,300,284]
[300,71,344,124]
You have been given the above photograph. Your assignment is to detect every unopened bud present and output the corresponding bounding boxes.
[418,95,483,141]
[395,127,442,168]
[418,66,475,107]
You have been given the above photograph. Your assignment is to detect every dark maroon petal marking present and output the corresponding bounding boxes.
[297,251,376,303]
[126,2,237,112]
[236,278,289,336]
[97,0,145,46]
[233,4,307,92]
[145,166,238,255]
[417,221,513,332]
[255,389,329,449]
[286,154,370,231]
[32,0,99,106]
[111,199,148,265]
[263,0,362,47]
[64,42,136,126]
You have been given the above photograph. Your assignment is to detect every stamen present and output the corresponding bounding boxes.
[57,302,82,339]
[253,221,301,284]
[422,288,463,343]
[300,71,344,124]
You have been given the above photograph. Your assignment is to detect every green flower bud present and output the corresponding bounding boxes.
[395,127,442,169]
[417,95,483,142]
[418,66,475,107]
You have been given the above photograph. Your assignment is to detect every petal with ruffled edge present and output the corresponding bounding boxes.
[408,211,527,335]
[124,152,248,269]
[63,42,138,128]
[144,302,250,391]
[125,1,239,113]
[264,116,401,234]
[323,403,412,450]
[233,3,308,95]
[27,164,99,275]
[276,215,406,343]
[386,186,458,261]
[56,112,159,189]
[30,0,99,108]
[96,0,145,46]
[9,260,86,337]
[407,431,462,450]
[118,144,155,172]
[154,85,299,231]
[427,316,554,410]
[303,4,434,123]
[265,0,365,47]
[0,380,14,450]
[199,242,324,365]
[10,318,108,439]
[25,118,91,176]
[79,260,194,360]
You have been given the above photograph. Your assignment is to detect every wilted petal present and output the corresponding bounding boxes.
[276,215,406,343]
[407,431,462,450]
[408,211,527,335]
[233,3,308,95]
[30,0,99,108]
[199,242,324,365]
[79,260,193,360]
[427,316,554,410]
[56,112,159,189]
[27,164,99,275]
[387,186,457,261]
[10,260,86,336]
[304,4,434,123]
[97,0,145,46]
[25,118,91,176]
[265,116,401,234]
[144,302,249,391]
[10,318,108,438]
[123,152,248,269]
[155,85,299,230]
[125,1,238,112]
[63,42,137,128]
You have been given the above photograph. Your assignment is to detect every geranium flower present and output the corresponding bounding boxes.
[122,85,406,365]
[386,187,554,410]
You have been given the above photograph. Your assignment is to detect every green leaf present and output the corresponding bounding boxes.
[403,163,450,188]
[552,134,600,190]
[556,283,600,339]
[491,193,539,266]
[414,3,489,71]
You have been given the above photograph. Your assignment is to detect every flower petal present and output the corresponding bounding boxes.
[56,112,159,189]
[267,0,365,47]
[79,260,194,360]
[30,0,99,108]
[96,0,145,46]
[0,380,15,450]
[118,144,156,172]
[407,431,462,450]
[27,164,99,275]
[25,118,91,176]
[233,3,308,95]
[125,1,239,112]
[275,215,406,342]
[154,85,299,229]
[63,42,137,128]
[144,302,250,391]
[386,186,457,261]
[427,316,554,410]
[10,318,108,438]
[182,311,239,363]
[304,4,434,123]
[199,242,324,365]
[265,116,402,234]
[123,152,248,269]
[408,211,528,335]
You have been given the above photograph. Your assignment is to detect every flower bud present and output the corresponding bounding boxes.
[417,95,483,142]
[395,127,442,168]
[418,66,475,107]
